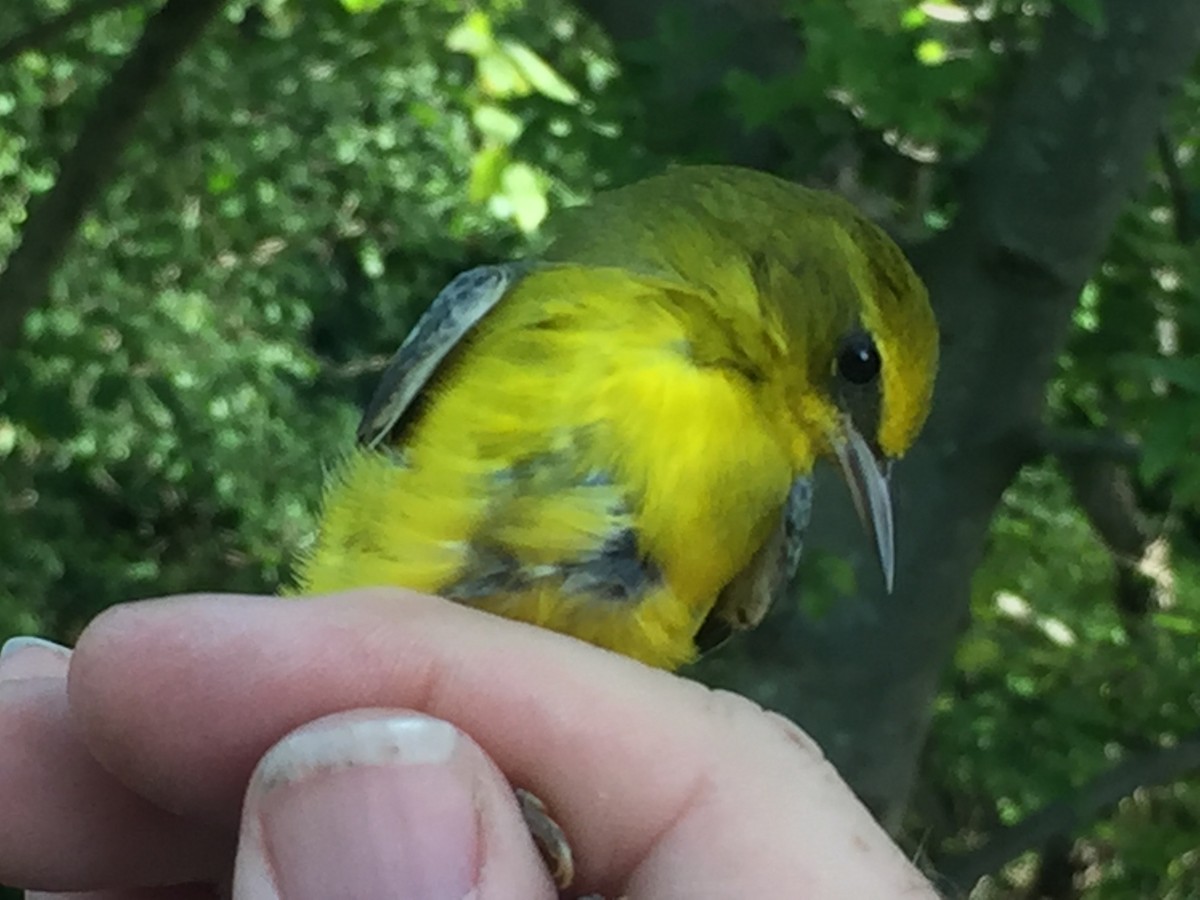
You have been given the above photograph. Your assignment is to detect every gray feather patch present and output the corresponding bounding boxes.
[357,262,529,448]
[445,527,661,605]
[443,459,661,606]
[559,528,662,602]
[442,544,528,600]
[783,476,813,579]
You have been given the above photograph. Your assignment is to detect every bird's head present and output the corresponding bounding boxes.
[546,166,939,589]
[733,173,939,592]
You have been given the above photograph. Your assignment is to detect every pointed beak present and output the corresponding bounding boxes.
[832,420,895,593]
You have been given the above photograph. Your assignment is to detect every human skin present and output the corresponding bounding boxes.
[0,589,940,899]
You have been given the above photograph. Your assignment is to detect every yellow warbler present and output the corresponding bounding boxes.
[295,165,938,670]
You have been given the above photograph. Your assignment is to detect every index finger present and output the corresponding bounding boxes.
[70,590,935,898]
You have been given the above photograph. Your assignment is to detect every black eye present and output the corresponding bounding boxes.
[836,333,881,385]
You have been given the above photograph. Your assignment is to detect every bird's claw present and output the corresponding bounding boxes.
[516,787,626,899]
[517,787,576,890]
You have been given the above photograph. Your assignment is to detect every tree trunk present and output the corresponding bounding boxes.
[0,0,228,352]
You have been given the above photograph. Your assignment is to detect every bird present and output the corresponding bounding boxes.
[291,165,938,894]
[294,164,937,669]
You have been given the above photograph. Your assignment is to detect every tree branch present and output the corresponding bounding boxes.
[935,731,1200,893]
[0,0,155,65]
[1029,425,1143,465]
[919,1,1200,320]
[0,0,228,354]
[1063,458,1152,555]
[1063,452,1170,620]
[1021,414,1168,621]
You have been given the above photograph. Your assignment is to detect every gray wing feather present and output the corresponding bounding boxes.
[357,262,529,448]
[782,476,813,580]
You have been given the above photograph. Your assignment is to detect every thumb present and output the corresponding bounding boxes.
[233,710,556,900]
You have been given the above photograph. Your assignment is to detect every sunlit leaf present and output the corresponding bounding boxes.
[499,39,580,105]
[446,11,493,57]
[916,39,947,65]
[478,50,530,98]
[338,0,389,13]
[472,104,524,145]
[468,144,508,202]
[499,161,547,232]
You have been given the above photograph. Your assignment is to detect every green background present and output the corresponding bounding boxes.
[1,0,1198,896]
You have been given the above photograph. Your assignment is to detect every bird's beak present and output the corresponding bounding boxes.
[832,419,895,593]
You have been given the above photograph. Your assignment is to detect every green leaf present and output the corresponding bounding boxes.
[472,104,523,145]
[499,162,547,232]
[499,40,580,105]
[1137,403,1195,487]
[207,166,236,195]
[446,11,493,57]
[478,50,530,99]
[338,0,388,13]
[916,39,947,66]
[900,7,927,29]
[956,634,1003,674]
[1153,613,1199,636]
[359,241,384,278]
[468,145,509,202]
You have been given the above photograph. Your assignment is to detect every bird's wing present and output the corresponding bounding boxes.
[357,262,530,448]
[695,477,813,653]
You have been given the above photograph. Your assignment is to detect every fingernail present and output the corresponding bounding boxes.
[0,636,67,661]
[0,636,70,680]
[251,713,481,900]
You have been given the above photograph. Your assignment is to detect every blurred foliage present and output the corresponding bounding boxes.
[0,0,612,638]
[0,0,1197,897]
[933,463,1200,896]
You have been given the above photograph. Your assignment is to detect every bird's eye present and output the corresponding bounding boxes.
[836,333,881,385]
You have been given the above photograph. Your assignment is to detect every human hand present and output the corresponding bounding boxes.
[0,590,939,898]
